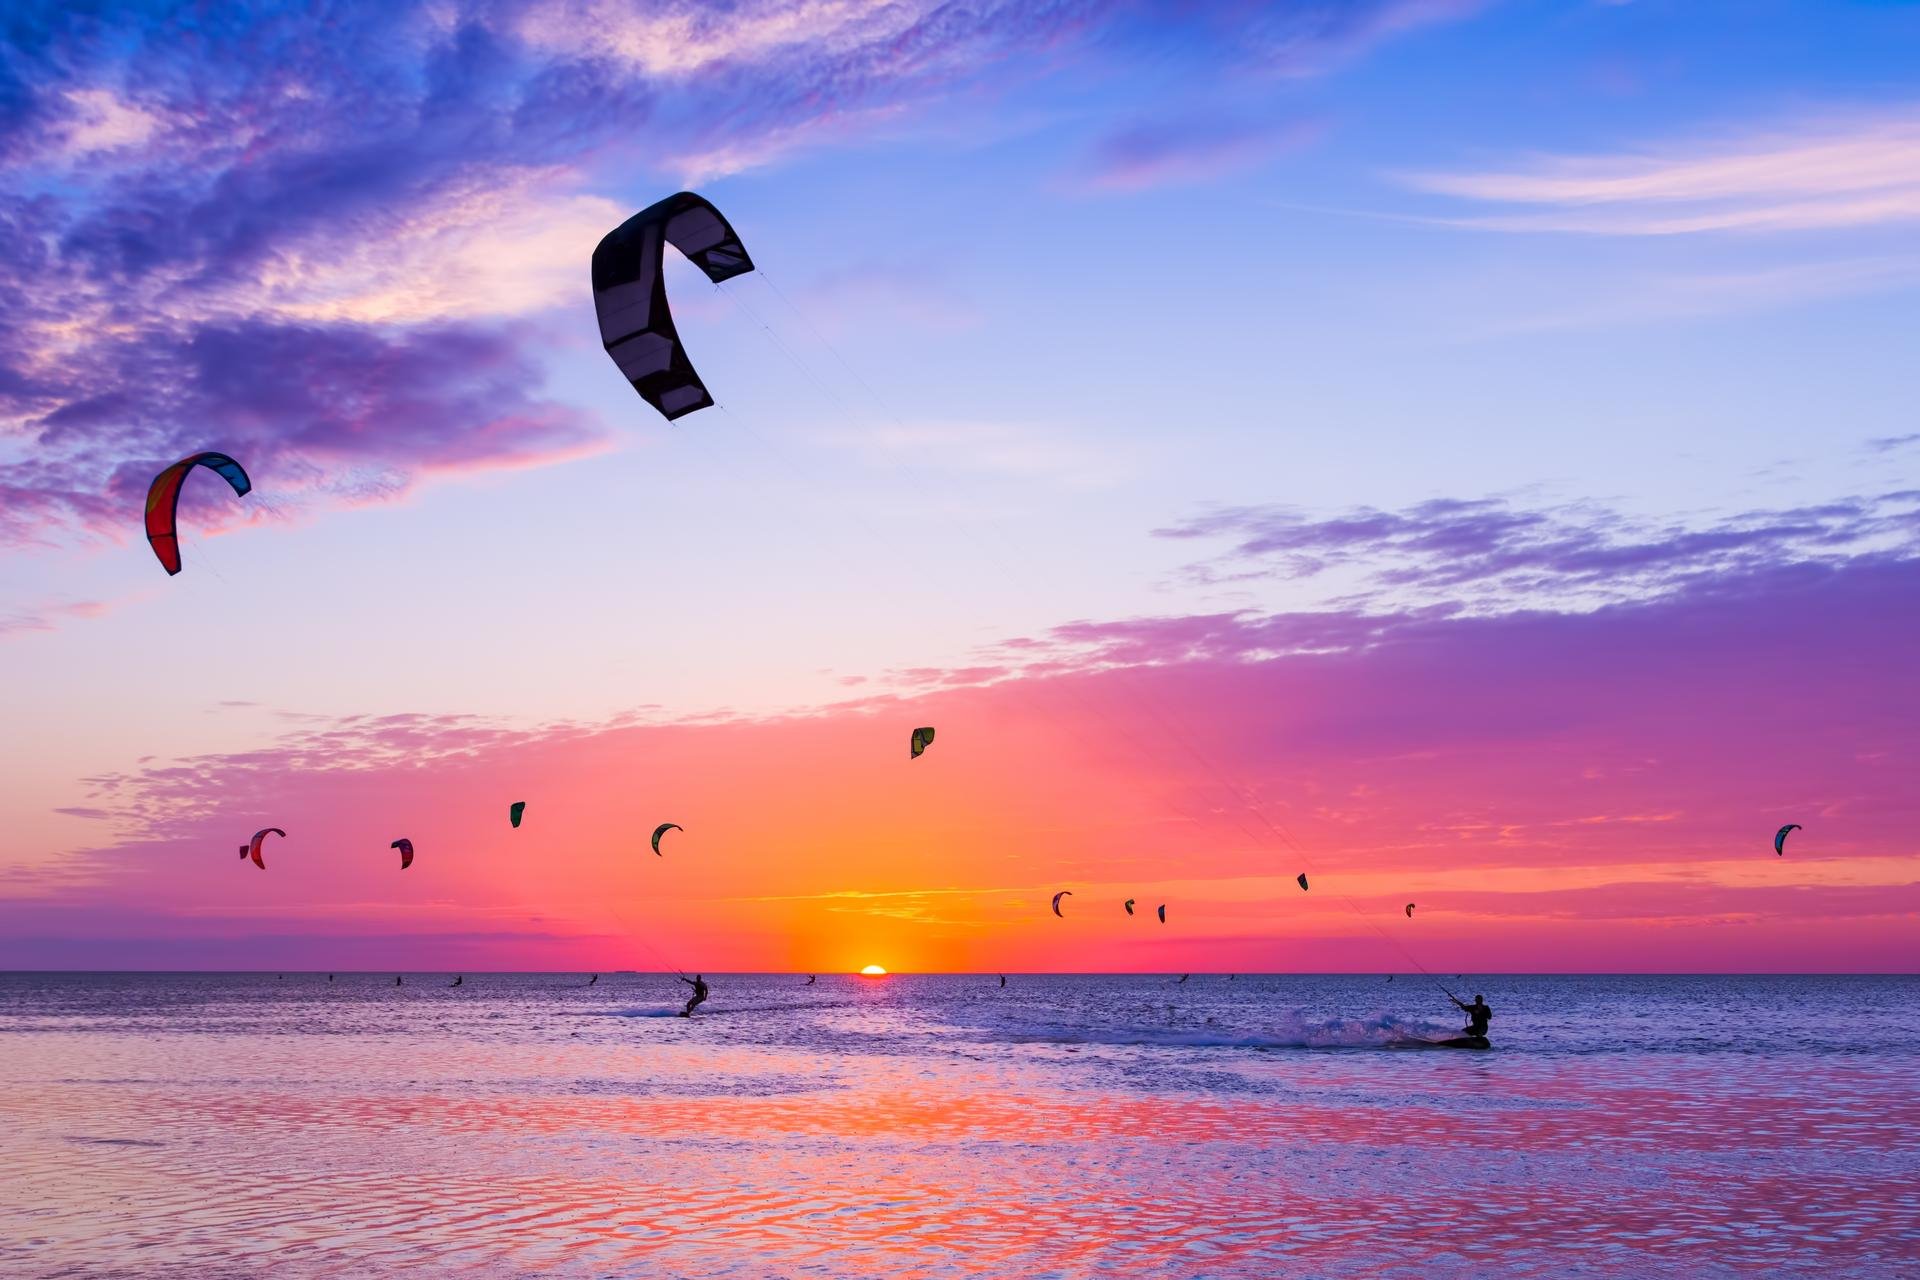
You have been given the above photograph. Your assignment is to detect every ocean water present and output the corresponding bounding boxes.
[1,973,1915,1278]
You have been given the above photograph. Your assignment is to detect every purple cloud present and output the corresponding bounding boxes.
[1157,492,1920,613]
[0,0,1485,556]
[1078,116,1316,193]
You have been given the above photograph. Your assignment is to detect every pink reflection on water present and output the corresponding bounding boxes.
[5,1031,1918,1277]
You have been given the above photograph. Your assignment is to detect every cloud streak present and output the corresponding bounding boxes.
[1403,108,1920,234]
[1156,492,1920,614]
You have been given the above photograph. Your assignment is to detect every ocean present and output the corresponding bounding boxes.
[2,972,1915,1278]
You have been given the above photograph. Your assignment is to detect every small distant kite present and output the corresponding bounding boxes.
[509,802,526,828]
[145,452,252,576]
[1124,898,1135,916]
[1051,890,1072,917]
[1156,904,1166,924]
[1405,903,1415,918]
[392,838,414,870]
[651,823,681,856]
[242,827,285,870]
[1773,824,1800,856]
[910,726,936,759]
[1296,873,1309,891]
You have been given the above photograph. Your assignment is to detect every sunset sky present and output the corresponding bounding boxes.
[2,0,1916,971]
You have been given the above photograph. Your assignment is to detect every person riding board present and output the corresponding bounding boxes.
[1451,992,1492,1040]
[679,973,709,1017]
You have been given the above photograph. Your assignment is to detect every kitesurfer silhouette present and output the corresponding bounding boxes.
[1451,993,1492,1039]
[679,973,710,1017]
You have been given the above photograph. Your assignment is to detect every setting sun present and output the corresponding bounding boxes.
[858,965,888,977]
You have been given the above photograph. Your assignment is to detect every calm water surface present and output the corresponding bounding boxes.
[2,973,1915,1278]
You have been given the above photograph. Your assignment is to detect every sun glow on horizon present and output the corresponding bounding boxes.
[858,964,888,976]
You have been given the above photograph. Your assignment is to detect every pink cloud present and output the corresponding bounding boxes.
[9,523,1915,971]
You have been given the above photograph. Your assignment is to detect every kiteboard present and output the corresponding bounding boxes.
[1428,1035,1490,1050]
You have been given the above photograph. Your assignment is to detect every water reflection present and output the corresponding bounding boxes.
[1,973,1915,1277]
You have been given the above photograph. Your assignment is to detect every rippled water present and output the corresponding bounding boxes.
[2,973,1915,1278]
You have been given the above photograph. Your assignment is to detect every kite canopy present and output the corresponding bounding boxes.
[1297,873,1309,891]
[593,191,753,422]
[145,452,252,576]
[1124,898,1135,916]
[1156,904,1166,923]
[910,726,936,759]
[1051,890,1072,917]
[1405,902,1416,918]
[510,801,527,828]
[1774,823,1800,856]
[651,822,681,856]
[246,827,285,870]
[392,838,414,870]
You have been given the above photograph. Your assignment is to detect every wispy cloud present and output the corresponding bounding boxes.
[1402,109,1920,234]
[0,596,114,637]
[1155,491,1920,614]
[1076,116,1317,193]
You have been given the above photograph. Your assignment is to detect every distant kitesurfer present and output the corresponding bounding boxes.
[806,974,817,985]
[450,976,463,988]
[999,974,1007,988]
[1178,974,1190,984]
[680,973,710,1017]
[1451,993,1492,1040]
[589,974,598,986]
[395,976,403,986]
[328,974,334,982]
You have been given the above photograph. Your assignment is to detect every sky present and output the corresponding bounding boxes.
[1,0,1916,973]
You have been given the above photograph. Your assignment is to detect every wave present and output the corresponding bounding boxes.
[989,1011,1457,1050]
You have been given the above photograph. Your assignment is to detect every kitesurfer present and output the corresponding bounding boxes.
[589,974,598,986]
[999,974,1007,988]
[450,976,463,988]
[1451,993,1492,1039]
[679,973,710,1017]
[806,974,817,985]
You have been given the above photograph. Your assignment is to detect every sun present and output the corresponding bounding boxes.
[858,964,888,976]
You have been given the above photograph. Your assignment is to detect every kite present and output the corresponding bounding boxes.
[145,452,252,576]
[1051,890,1072,917]
[593,192,754,421]
[1156,904,1166,924]
[911,726,936,759]
[1124,899,1135,916]
[510,802,526,828]
[1774,824,1800,856]
[243,827,284,870]
[1297,873,1309,891]
[392,838,414,870]
[1405,903,1415,918]
[651,822,681,856]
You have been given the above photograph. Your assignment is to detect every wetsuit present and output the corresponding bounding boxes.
[1455,998,1492,1038]
[680,975,709,1016]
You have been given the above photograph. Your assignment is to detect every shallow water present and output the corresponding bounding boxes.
[2,973,1915,1278]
